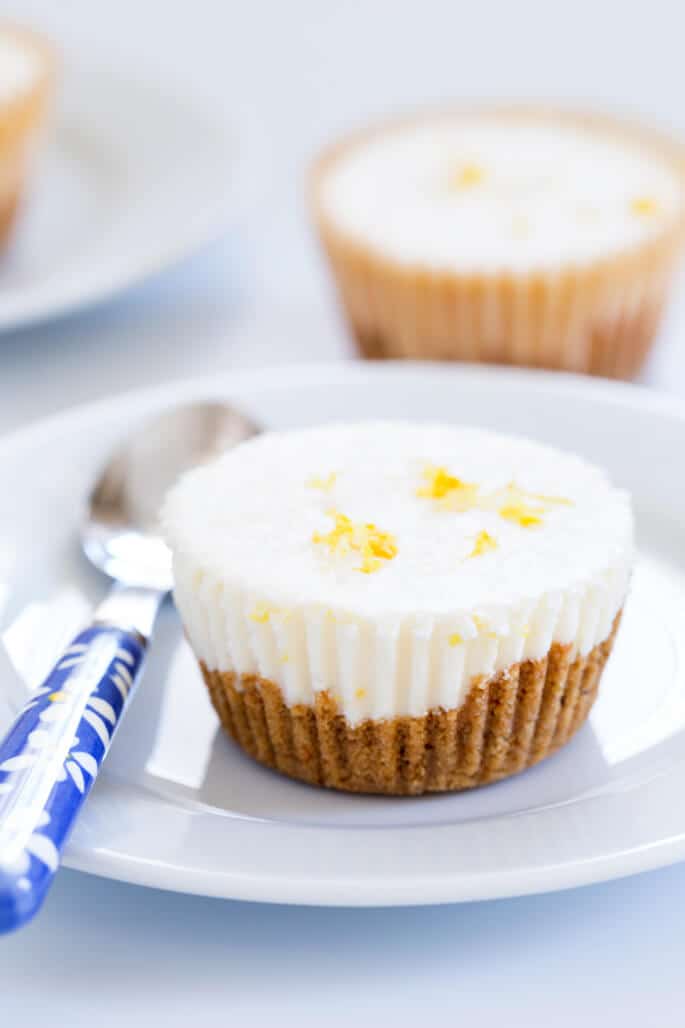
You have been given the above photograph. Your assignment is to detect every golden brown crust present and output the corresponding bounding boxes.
[201,614,620,795]
[310,108,685,379]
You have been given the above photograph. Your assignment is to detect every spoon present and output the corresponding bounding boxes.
[0,401,259,933]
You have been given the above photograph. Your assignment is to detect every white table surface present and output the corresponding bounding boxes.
[2,0,685,1022]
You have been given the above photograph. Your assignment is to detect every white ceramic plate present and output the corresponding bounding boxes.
[2,362,685,906]
[0,61,250,331]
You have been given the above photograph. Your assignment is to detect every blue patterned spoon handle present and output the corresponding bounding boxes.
[0,622,147,933]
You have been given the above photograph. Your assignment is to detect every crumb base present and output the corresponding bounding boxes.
[200,615,619,795]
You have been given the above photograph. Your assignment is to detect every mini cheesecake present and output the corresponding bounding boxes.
[163,421,633,794]
[311,109,685,378]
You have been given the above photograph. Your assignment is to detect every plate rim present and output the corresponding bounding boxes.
[5,359,685,906]
[4,357,685,456]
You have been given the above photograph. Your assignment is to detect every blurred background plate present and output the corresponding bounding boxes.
[3,362,685,906]
[0,59,252,332]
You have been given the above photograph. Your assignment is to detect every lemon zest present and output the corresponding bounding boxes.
[631,196,659,217]
[469,530,498,558]
[417,467,573,529]
[417,465,480,511]
[499,503,542,528]
[313,509,398,574]
[450,163,485,189]
[249,602,275,624]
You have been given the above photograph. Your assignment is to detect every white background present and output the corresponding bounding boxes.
[2,1,685,1022]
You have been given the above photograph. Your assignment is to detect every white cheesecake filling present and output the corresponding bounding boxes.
[319,115,684,272]
[0,31,41,103]
[164,422,633,723]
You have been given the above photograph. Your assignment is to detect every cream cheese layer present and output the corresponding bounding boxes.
[164,422,633,723]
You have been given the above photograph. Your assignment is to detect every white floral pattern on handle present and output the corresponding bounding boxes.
[0,624,146,933]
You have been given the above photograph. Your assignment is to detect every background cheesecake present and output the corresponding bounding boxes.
[312,109,685,378]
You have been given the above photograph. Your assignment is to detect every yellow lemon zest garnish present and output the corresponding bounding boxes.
[313,509,398,575]
[307,472,338,492]
[499,503,542,528]
[355,687,366,699]
[450,163,485,189]
[417,465,467,499]
[417,471,571,527]
[313,510,353,553]
[417,465,480,511]
[521,625,530,638]
[493,483,570,527]
[448,633,463,647]
[469,530,498,558]
[48,691,65,703]
[473,616,488,631]
[280,652,290,664]
[249,602,274,624]
[631,196,659,217]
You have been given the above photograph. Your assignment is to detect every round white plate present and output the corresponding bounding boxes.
[2,362,685,906]
[0,61,250,331]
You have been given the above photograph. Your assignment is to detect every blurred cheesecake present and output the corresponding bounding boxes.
[0,24,54,251]
[311,109,685,378]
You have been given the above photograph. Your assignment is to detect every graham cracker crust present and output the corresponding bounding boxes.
[200,615,619,795]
